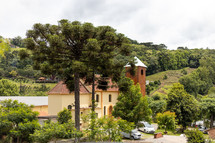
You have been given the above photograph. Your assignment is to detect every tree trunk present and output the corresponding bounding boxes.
[74,72,80,142]
[92,69,95,112]
[91,69,96,140]
[210,114,214,129]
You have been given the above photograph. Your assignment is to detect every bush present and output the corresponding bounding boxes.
[181,69,187,75]
[156,111,176,132]
[31,121,82,143]
[57,108,72,124]
[185,128,205,143]
[163,74,168,80]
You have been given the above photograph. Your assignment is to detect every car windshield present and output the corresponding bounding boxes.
[144,122,153,128]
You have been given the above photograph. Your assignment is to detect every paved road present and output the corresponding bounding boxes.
[143,135,187,143]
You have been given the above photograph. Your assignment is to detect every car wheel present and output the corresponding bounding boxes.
[131,136,135,140]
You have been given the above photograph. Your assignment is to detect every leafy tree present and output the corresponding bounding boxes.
[0,79,19,96]
[10,36,24,47]
[156,111,176,132]
[25,19,131,131]
[0,99,40,143]
[179,67,213,96]
[0,38,10,57]
[200,97,215,128]
[167,83,199,131]
[57,108,72,124]
[86,115,134,142]
[185,128,205,143]
[149,100,167,121]
[31,121,82,143]
[112,77,152,125]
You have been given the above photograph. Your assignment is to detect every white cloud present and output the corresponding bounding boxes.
[0,0,215,49]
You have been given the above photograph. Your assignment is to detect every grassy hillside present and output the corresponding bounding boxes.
[7,78,57,96]
[146,67,196,96]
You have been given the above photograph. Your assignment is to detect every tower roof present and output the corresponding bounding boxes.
[124,56,147,68]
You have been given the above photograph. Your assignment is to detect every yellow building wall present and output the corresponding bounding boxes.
[48,95,62,115]
[100,91,119,116]
[48,91,119,120]
[33,105,48,113]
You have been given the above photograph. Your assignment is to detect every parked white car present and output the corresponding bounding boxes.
[138,121,155,133]
[121,129,142,140]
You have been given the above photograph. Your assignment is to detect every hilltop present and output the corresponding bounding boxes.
[146,67,196,96]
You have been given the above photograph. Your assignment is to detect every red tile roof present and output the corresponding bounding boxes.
[48,81,90,95]
[48,78,118,95]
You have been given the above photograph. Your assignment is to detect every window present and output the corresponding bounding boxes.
[96,113,98,118]
[104,106,106,115]
[96,94,99,102]
[81,112,83,115]
[141,69,144,75]
[109,94,112,102]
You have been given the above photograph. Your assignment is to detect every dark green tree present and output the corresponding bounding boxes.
[0,99,40,143]
[57,108,72,124]
[200,97,215,128]
[0,79,19,96]
[112,77,152,125]
[167,83,199,131]
[25,20,131,132]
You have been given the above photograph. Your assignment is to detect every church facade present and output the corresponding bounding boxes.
[48,56,147,122]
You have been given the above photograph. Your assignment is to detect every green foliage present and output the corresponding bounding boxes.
[0,79,19,96]
[149,99,167,121]
[208,87,215,97]
[0,99,40,143]
[163,74,168,80]
[86,114,134,142]
[180,67,213,96]
[31,121,82,143]
[167,83,199,131]
[200,97,215,128]
[156,111,176,132]
[185,128,205,143]
[181,68,187,75]
[113,77,152,125]
[10,36,24,47]
[9,70,17,77]
[57,108,72,124]
[0,38,10,57]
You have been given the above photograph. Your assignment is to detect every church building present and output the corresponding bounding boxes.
[48,56,147,121]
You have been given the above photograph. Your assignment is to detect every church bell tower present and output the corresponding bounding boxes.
[125,56,147,96]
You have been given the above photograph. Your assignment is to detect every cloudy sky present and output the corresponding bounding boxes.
[1,0,215,49]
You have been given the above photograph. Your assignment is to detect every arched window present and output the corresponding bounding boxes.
[109,94,112,102]
[141,69,144,75]
[96,94,99,102]
[104,106,106,115]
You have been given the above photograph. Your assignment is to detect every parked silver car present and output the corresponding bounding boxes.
[121,129,142,140]
[138,121,155,133]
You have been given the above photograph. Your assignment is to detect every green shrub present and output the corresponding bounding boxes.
[181,69,187,75]
[57,108,72,124]
[163,74,168,80]
[185,128,205,143]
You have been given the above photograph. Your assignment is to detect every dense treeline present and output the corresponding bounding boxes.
[128,43,206,75]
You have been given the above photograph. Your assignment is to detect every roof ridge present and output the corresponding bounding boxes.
[79,80,91,93]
